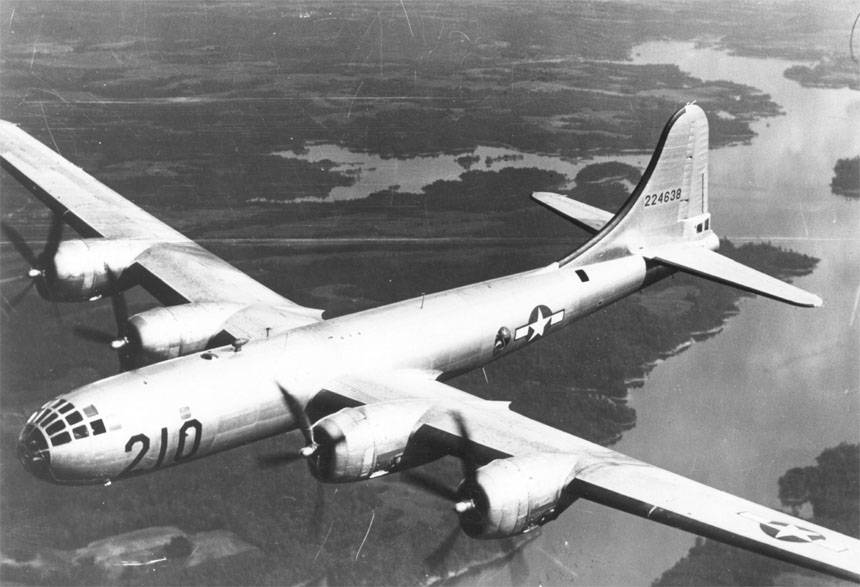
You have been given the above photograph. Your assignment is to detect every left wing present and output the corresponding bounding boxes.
[313,370,860,582]
[0,120,321,336]
[531,191,613,234]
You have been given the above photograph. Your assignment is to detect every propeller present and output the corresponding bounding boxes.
[257,383,319,467]
[257,384,327,540]
[72,268,134,371]
[0,212,64,304]
[399,411,483,573]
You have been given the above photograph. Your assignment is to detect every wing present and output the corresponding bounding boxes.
[0,120,321,334]
[314,371,860,582]
[532,191,613,233]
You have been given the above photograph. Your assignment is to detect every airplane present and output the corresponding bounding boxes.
[2,104,859,582]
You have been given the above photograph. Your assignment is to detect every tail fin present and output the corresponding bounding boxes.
[562,103,714,266]
[550,104,821,307]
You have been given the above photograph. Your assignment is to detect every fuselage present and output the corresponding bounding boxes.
[19,254,658,484]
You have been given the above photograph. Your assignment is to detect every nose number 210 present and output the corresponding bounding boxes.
[121,419,203,476]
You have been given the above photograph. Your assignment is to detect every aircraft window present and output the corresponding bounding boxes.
[51,431,71,447]
[41,412,59,427]
[46,420,65,436]
[72,425,89,439]
[576,269,590,283]
[51,399,65,409]
[696,223,703,233]
[90,420,106,435]
[35,410,53,425]
[58,402,74,414]
[66,411,83,425]
[83,405,98,417]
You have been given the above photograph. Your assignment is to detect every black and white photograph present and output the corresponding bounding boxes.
[1,1,858,585]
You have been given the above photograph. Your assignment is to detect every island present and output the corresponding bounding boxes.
[831,157,860,198]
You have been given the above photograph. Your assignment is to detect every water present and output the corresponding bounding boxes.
[465,42,860,586]
[273,145,647,201]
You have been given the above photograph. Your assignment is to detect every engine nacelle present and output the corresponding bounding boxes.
[309,400,438,482]
[456,454,580,538]
[127,302,245,364]
[48,238,152,301]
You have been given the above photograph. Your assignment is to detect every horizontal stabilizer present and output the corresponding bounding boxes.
[643,245,822,307]
[532,192,612,234]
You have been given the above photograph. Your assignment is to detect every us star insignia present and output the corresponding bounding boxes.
[738,511,846,552]
[514,305,564,342]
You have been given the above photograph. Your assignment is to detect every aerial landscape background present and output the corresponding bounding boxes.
[0,1,857,585]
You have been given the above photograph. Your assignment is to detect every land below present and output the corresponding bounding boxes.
[0,1,855,585]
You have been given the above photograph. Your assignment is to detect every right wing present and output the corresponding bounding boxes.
[0,120,321,336]
[313,370,860,583]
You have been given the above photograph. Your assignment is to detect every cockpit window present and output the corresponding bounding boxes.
[51,431,71,446]
[46,420,65,436]
[31,399,109,446]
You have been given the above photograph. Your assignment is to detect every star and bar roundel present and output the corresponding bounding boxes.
[738,511,832,548]
[514,305,565,342]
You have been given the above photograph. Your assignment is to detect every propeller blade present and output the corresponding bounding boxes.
[0,274,30,286]
[452,412,477,485]
[117,348,135,372]
[424,525,461,574]
[73,325,116,345]
[257,452,306,468]
[277,383,315,450]
[39,212,64,265]
[400,470,458,502]
[505,537,531,584]
[310,482,325,541]
[1,221,39,267]
[8,280,36,307]
[104,269,129,328]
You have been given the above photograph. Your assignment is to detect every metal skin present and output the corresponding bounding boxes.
[19,254,653,484]
[310,400,438,482]
[455,454,581,538]
[127,302,245,364]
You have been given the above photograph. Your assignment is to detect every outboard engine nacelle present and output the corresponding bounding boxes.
[455,454,580,538]
[48,238,152,301]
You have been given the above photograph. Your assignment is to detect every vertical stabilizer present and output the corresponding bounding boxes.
[563,104,716,266]
[554,104,821,307]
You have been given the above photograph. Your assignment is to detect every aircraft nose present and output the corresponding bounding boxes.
[17,424,53,482]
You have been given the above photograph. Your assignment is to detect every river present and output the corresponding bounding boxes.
[458,41,860,586]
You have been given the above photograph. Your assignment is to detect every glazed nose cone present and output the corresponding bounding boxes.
[17,424,52,481]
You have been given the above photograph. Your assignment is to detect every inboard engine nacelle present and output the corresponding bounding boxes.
[125,302,245,364]
[456,454,580,538]
[309,400,440,482]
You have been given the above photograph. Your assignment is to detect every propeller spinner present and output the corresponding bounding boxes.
[1,212,64,304]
